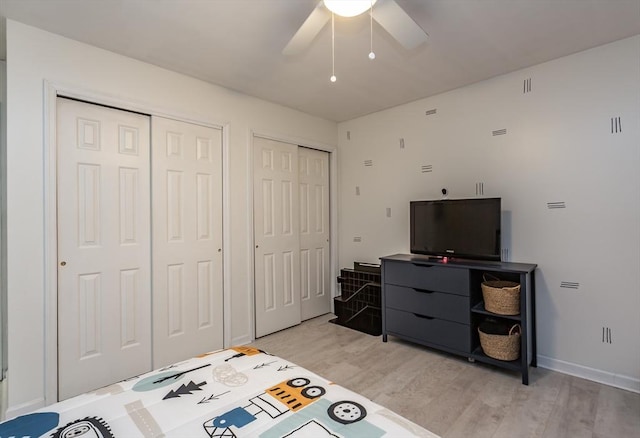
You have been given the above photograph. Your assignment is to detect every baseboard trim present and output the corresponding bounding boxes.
[4,397,46,420]
[537,355,640,394]
[230,334,252,347]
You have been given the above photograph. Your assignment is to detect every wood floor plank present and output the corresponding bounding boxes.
[593,383,640,438]
[492,368,563,438]
[541,376,601,438]
[443,370,520,437]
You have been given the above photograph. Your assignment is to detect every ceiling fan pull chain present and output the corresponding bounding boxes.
[369,0,376,60]
[330,12,337,82]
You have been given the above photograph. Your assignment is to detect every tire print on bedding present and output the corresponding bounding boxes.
[51,416,113,438]
[203,377,383,438]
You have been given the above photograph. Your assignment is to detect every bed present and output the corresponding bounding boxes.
[0,346,439,437]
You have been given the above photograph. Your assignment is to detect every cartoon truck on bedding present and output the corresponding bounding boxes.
[203,377,384,438]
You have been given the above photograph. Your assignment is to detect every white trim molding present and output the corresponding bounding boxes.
[4,396,45,420]
[538,355,640,394]
[221,122,232,349]
[43,81,59,407]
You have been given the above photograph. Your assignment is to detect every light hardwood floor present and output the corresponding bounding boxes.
[250,314,640,438]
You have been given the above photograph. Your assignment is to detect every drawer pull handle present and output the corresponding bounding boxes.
[410,263,433,268]
[413,288,434,294]
[413,313,435,320]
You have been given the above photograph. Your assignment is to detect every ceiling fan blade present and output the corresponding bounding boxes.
[283,2,331,56]
[372,0,429,50]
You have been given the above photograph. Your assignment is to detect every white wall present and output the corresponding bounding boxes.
[4,20,337,415]
[338,36,640,391]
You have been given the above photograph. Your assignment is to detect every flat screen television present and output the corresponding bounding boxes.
[410,198,501,261]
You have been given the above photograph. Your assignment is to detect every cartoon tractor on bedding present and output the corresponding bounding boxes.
[203,377,384,437]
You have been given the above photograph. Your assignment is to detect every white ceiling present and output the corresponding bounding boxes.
[1,0,639,122]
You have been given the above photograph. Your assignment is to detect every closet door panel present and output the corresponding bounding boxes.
[299,148,331,320]
[152,117,223,368]
[254,137,301,337]
[57,98,152,400]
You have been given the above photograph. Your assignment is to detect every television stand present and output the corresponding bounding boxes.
[380,254,537,385]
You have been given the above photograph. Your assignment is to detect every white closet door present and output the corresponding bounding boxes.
[152,117,223,368]
[299,148,331,320]
[57,98,151,400]
[254,137,301,337]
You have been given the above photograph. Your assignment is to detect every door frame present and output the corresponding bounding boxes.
[43,81,231,405]
[248,130,338,341]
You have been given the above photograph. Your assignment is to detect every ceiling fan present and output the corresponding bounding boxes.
[283,0,429,56]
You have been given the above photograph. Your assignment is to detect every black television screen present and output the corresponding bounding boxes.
[410,198,501,261]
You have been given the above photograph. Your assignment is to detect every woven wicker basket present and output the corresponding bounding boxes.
[481,274,520,315]
[478,324,521,361]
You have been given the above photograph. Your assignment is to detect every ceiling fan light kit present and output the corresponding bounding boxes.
[283,0,428,83]
[328,0,376,83]
[324,0,377,18]
[284,0,427,56]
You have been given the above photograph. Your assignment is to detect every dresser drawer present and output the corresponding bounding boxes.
[384,261,469,295]
[385,284,470,324]
[385,308,470,353]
